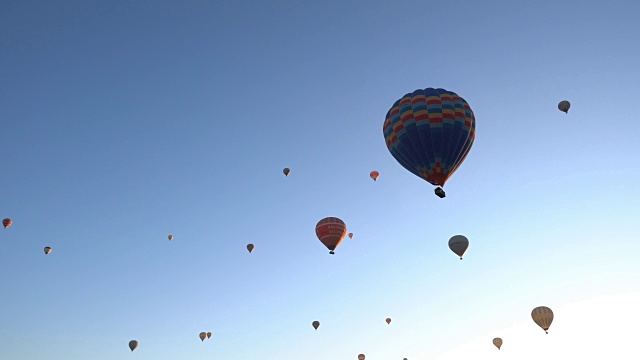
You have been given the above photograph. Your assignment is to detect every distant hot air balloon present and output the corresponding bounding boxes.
[358,354,365,360]
[44,246,52,255]
[532,306,554,334]
[348,233,353,239]
[168,235,174,241]
[448,235,469,260]
[247,243,254,253]
[3,218,12,229]
[383,88,476,198]
[128,340,138,352]
[315,217,347,255]
[199,332,206,342]
[370,171,379,181]
[493,337,503,350]
[312,321,320,330]
[283,168,291,177]
[206,332,211,339]
[386,318,391,325]
[558,100,570,114]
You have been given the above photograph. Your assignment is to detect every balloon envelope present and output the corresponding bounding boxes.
[532,306,554,333]
[44,246,52,255]
[370,171,379,181]
[358,354,365,360]
[283,168,290,176]
[383,87,476,188]
[247,243,254,253]
[448,235,469,259]
[315,217,347,254]
[168,235,173,241]
[3,218,12,229]
[128,340,138,351]
[386,317,391,324]
[206,332,211,339]
[493,337,502,349]
[199,332,206,341]
[558,100,570,113]
[312,321,320,330]
[348,233,353,239]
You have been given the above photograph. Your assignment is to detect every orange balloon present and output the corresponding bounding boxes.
[2,218,12,229]
[348,233,353,239]
[370,171,379,181]
[315,217,347,255]
[386,317,391,325]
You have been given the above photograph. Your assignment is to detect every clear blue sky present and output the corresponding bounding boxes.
[1,1,639,359]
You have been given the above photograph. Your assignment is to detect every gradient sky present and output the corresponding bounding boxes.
[1,1,639,359]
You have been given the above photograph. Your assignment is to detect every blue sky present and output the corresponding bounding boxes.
[1,1,639,359]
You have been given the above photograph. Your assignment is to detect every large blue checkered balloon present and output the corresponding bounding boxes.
[383,88,476,189]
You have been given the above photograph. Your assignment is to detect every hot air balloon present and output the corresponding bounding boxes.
[128,340,138,352]
[206,332,211,339]
[558,100,570,113]
[448,235,469,260]
[383,88,476,198]
[358,354,365,360]
[283,168,291,176]
[44,247,52,255]
[315,217,347,255]
[370,171,379,181]
[3,218,12,229]
[532,306,554,334]
[199,332,206,341]
[312,321,320,330]
[348,233,353,239]
[386,317,391,325]
[247,243,254,253]
[168,235,174,241]
[493,337,503,350]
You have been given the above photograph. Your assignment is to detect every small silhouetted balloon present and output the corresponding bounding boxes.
[128,340,138,352]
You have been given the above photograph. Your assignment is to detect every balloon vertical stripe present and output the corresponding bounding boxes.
[531,306,554,333]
